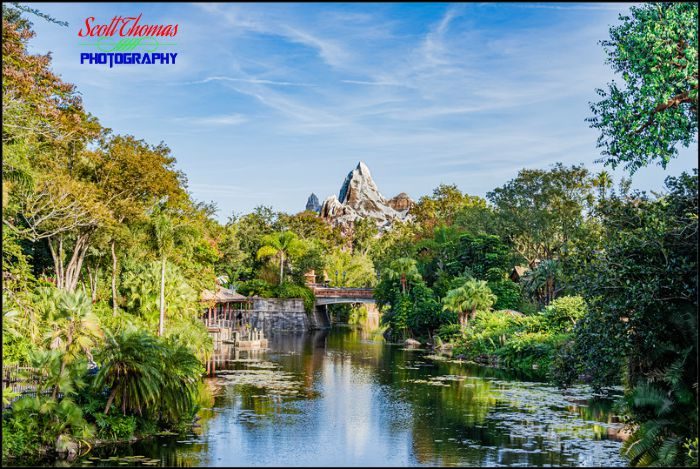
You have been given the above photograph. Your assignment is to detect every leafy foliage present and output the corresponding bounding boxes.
[588,2,698,172]
[442,279,497,328]
[323,248,377,287]
[375,258,445,340]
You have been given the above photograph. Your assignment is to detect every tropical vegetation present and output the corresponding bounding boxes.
[1,2,697,466]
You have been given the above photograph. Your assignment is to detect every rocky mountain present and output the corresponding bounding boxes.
[305,193,321,213]
[318,162,413,231]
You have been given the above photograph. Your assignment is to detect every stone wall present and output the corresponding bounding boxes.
[248,298,309,332]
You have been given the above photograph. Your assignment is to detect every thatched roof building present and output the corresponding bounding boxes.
[201,286,248,303]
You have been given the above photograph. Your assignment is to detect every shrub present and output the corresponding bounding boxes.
[274,282,315,313]
[237,279,274,297]
[93,413,137,440]
[455,310,525,358]
[436,323,463,342]
[499,331,568,375]
[94,328,203,428]
[538,295,587,333]
[488,280,521,310]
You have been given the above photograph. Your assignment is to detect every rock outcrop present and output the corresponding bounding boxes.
[387,192,413,213]
[319,161,413,231]
[305,193,321,213]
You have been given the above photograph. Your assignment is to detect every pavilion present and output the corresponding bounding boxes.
[200,286,252,329]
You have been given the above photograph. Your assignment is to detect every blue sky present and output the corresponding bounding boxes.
[28,2,698,222]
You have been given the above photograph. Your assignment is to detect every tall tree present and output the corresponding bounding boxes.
[146,206,196,336]
[92,135,186,315]
[412,184,487,237]
[588,2,698,173]
[487,163,594,265]
[567,171,698,466]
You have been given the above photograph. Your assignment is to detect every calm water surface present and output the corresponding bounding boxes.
[34,327,627,467]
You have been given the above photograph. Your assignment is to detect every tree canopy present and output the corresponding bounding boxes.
[588,2,698,172]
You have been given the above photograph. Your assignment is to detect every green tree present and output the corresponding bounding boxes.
[442,279,497,328]
[44,290,103,398]
[567,171,697,465]
[487,163,594,266]
[93,134,187,316]
[230,206,281,277]
[324,249,377,287]
[412,184,487,237]
[351,217,379,256]
[215,221,249,287]
[256,231,306,285]
[382,257,422,294]
[375,258,443,340]
[94,328,162,415]
[588,2,698,173]
[521,259,563,307]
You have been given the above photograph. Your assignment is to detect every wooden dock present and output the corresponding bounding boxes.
[205,319,268,350]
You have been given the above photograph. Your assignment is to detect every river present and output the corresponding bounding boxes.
[34,327,627,467]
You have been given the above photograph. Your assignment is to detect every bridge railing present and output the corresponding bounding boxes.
[309,286,374,297]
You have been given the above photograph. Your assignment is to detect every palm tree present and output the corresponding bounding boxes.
[147,205,196,336]
[522,259,561,306]
[157,339,203,424]
[45,290,103,398]
[256,231,306,285]
[383,257,422,294]
[94,328,163,415]
[442,279,497,328]
[592,170,613,199]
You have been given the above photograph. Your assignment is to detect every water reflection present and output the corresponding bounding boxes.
[36,327,626,467]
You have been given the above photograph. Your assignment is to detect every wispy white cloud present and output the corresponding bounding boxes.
[26,2,695,221]
[501,3,636,11]
[183,76,316,87]
[176,113,249,126]
[341,79,409,87]
[193,3,351,70]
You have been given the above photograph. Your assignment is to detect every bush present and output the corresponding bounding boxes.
[518,298,539,316]
[93,413,137,440]
[452,310,571,378]
[455,310,526,358]
[2,407,42,459]
[435,323,463,342]
[488,280,521,310]
[499,331,568,375]
[274,282,315,313]
[237,279,274,297]
[538,295,587,333]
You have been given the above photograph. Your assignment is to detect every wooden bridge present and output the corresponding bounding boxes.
[308,285,375,305]
[306,285,376,328]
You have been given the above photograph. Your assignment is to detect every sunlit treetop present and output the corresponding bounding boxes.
[588,2,698,173]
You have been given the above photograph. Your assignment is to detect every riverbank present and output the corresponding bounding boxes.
[432,299,597,386]
[15,329,628,467]
[2,405,200,464]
